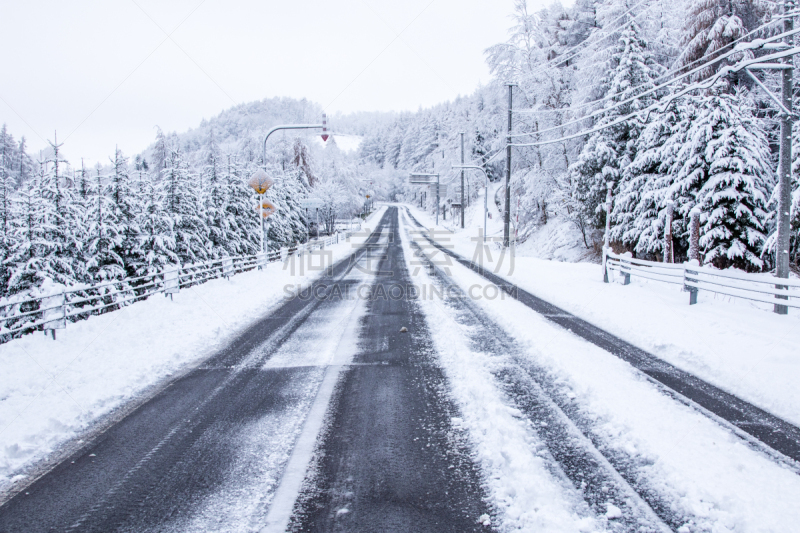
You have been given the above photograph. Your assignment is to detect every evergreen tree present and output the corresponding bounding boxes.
[669,91,773,270]
[291,138,316,187]
[570,20,659,229]
[611,99,692,256]
[0,125,16,296]
[6,162,46,297]
[39,136,83,286]
[152,126,170,176]
[202,131,233,258]
[223,155,259,256]
[85,165,125,282]
[107,147,143,276]
[162,149,210,264]
[676,0,768,82]
[264,164,309,248]
[139,169,178,274]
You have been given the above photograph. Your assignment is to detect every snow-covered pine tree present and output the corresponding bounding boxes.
[107,147,143,277]
[611,98,692,256]
[6,165,46,298]
[0,125,16,295]
[223,155,259,256]
[84,164,125,282]
[411,114,440,168]
[38,136,84,286]
[264,164,309,248]
[570,20,659,230]
[669,91,773,270]
[472,130,498,182]
[77,160,90,201]
[139,168,178,275]
[15,136,33,191]
[5,139,39,297]
[292,138,316,187]
[676,0,769,82]
[202,131,230,259]
[162,149,210,264]
[151,126,170,176]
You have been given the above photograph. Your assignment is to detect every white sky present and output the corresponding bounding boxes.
[1,0,560,164]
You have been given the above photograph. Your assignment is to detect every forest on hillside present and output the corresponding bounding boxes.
[2,0,800,304]
[361,0,800,272]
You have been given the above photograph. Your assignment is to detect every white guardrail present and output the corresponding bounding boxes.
[0,230,359,342]
[604,250,800,310]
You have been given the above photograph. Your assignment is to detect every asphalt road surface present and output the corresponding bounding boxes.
[287,207,488,532]
[0,207,489,533]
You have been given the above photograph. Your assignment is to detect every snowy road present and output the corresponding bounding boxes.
[0,208,490,532]
[2,206,800,532]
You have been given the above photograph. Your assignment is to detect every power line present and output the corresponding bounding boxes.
[514,12,795,123]
[509,25,800,141]
[510,45,800,148]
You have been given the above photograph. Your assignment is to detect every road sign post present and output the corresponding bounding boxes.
[301,198,324,242]
[249,170,274,261]
[452,165,490,242]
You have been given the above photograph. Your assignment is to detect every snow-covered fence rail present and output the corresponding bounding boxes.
[604,250,800,311]
[0,229,359,342]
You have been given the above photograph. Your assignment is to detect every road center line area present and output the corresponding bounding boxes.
[4,206,800,533]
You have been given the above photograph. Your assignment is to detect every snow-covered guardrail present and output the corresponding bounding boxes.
[0,230,358,342]
[603,250,800,310]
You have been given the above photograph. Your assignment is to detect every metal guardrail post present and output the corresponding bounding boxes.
[164,265,180,301]
[684,259,699,305]
[621,253,631,285]
[222,257,234,280]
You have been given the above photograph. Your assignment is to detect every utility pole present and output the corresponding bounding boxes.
[775,0,794,314]
[460,132,465,229]
[436,173,440,226]
[503,83,516,247]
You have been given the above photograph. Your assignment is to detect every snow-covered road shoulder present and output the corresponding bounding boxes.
[403,202,800,430]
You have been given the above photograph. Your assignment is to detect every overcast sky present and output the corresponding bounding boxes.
[1,0,560,164]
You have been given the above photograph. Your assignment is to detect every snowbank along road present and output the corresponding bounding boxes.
[2,206,800,532]
[404,207,800,465]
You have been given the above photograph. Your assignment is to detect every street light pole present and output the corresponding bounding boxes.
[504,83,516,248]
[262,120,328,170]
[254,116,328,259]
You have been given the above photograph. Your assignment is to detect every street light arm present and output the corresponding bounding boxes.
[262,124,324,167]
[451,165,488,179]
